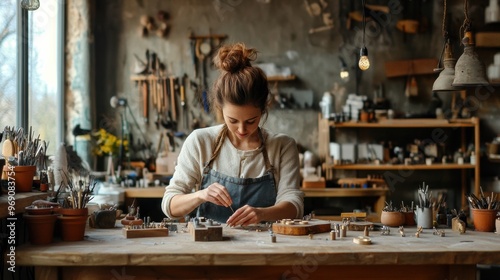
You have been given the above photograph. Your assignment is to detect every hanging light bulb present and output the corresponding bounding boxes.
[358,0,369,71]
[21,0,40,10]
[339,57,350,82]
[452,0,489,87]
[359,47,370,71]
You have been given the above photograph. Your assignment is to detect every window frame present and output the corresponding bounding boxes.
[15,1,65,147]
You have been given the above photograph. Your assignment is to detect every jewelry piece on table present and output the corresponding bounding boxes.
[398,226,405,237]
[381,225,390,235]
[433,227,445,237]
[330,230,336,240]
[415,226,423,238]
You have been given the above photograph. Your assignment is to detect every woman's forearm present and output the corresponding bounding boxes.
[258,201,298,222]
[169,192,204,217]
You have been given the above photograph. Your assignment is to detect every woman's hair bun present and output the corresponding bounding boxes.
[214,43,257,74]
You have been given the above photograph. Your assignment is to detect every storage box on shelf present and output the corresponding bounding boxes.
[318,115,480,214]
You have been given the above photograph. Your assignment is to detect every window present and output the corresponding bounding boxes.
[0,0,17,127]
[0,0,62,155]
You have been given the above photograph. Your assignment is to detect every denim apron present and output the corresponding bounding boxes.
[197,125,277,223]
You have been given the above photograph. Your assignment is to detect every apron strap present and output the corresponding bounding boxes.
[203,125,276,190]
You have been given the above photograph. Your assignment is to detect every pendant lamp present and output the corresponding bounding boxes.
[452,0,489,87]
[433,41,461,92]
[432,0,461,92]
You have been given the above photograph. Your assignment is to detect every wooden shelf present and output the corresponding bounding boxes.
[301,187,389,197]
[328,118,478,128]
[267,75,296,82]
[476,32,500,48]
[323,163,476,170]
[0,192,49,219]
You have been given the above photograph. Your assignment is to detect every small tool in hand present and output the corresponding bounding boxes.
[229,205,235,213]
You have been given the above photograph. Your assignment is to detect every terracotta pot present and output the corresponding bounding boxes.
[3,165,37,192]
[25,205,57,215]
[57,215,88,241]
[403,211,416,226]
[472,209,498,232]
[58,207,89,216]
[24,213,58,245]
[381,211,405,227]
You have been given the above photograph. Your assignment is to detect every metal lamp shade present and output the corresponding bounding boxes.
[433,58,460,91]
[433,43,461,92]
[452,33,489,87]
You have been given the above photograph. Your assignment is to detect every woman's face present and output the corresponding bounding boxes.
[222,103,262,140]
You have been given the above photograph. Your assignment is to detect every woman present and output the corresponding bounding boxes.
[161,43,303,227]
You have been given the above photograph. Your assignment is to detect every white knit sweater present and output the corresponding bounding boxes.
[161,124,304,219]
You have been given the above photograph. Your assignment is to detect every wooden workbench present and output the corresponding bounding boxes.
[15,223,500,280]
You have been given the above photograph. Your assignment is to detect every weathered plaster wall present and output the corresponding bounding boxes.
[83,0,500,209]
[91,0,499,151]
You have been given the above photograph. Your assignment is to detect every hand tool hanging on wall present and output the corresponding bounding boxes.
[169,76,177,122]
[181,73,189,130]
[190,34,199,78]
[142,80,148,123]
[189,33,227,113]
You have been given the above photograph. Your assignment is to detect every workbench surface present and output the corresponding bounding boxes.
[14,222,500,279]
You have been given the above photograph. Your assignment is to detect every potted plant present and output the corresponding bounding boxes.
[91,128,128,177]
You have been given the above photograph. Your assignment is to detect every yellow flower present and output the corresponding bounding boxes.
[91,128,128,156]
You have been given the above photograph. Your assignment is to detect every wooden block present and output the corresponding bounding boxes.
[348,221,373,231]
[188,222,223,241]
[272,219,331,236]
[122,227,169,238]
[385,58,438,78]
[302,177,326,188]
[341,212,367,219]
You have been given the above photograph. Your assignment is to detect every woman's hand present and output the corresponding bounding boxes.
[226,205,262,227]
[198,182,233,207]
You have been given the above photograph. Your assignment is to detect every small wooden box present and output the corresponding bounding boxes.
[302,177,326,188]
[188,222,223,241]
[122,227,169,238]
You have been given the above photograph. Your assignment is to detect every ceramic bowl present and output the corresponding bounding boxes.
[381,211,405,227]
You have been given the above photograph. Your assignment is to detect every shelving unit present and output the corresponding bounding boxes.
[301,187,388,220]
[318,116,480,213]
